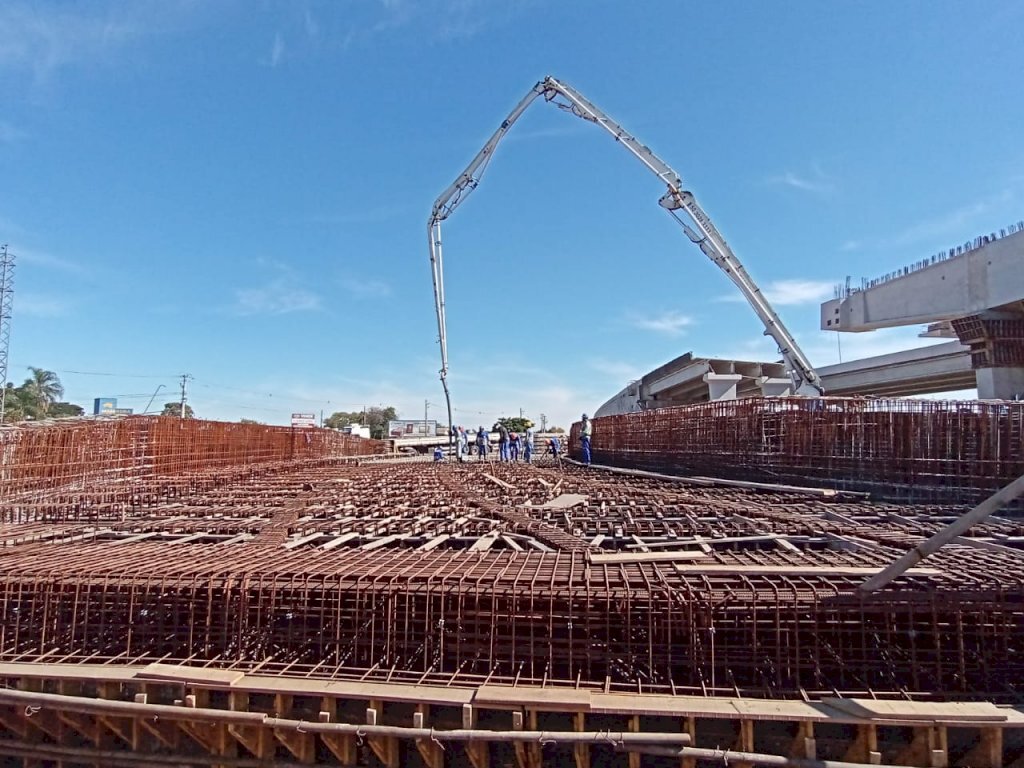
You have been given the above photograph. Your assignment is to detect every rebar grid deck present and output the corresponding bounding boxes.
[2,456,1023,704]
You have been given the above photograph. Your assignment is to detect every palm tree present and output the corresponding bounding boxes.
[21,367,64,417]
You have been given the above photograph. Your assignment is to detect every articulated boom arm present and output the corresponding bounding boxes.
[428,77,823,434]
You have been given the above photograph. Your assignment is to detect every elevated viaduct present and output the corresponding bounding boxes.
[822,221,1024,399]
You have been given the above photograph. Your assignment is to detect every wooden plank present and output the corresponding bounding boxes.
[417,533,451,551]
[501,535,524,552]
[673,564,942,576]
[321,532,361,550]
[475,685,592,711]
[540,494,588,510]
[134,663,244,688]
[824,698,1007,723]
[361,533,409,550]
[283,531,329,550]
[590,550,708,565]
[232,676,476,706]
[470,534,499,552]
[482,473,514,490]
[111,531,160,544]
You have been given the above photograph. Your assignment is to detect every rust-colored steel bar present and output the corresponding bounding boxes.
[571,397,1024,504]
[1,416,1023,703]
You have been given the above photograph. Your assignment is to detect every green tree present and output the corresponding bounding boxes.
[496,416,533,434]
[323,411,361,430]
[365,406,397,439]
[324,406,397,439]
[1,383,29,422]
[49,402,85,418]
[239,418,262,425]
[20,367,64,417]
[161,402,195,419]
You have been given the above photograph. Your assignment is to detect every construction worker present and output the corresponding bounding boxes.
[497,423,510,462]
[476,426,488,461]
[548,435,561,461]
[455,426,467,462]
[509,431,521,462]
[524,427,534,463]
[580,414,593,465]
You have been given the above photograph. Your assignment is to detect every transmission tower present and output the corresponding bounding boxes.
[0,245,14,425]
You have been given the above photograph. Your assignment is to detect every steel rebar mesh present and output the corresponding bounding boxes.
[572,397,1024,503]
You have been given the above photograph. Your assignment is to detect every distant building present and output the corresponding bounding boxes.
[388,419,439,437]
[93,397,118,416]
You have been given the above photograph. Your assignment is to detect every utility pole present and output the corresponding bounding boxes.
[424,399,431,436]
[519,407,524,419]
[540,413,547,432]
[178,374,192,420]
[0,245,14,425]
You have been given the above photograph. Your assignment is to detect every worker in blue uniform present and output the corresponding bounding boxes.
[580,414,592,465]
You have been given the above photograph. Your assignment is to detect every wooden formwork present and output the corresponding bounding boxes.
[0,662,1022,767]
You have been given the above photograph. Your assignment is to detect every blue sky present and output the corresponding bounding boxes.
[2,1,1021,429]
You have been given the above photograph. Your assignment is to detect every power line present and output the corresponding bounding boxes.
[16,364,402,415]
[54,369,173,379]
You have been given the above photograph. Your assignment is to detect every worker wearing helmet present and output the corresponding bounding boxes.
[580,414,593,466]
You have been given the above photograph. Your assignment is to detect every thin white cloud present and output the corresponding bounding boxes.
[0,3,138,82]
[15,246,86,275]
[303,9,319,40]
[232,279,321,316]
[357,0,530,44]
[882,191,1014,249]
[588,358,643,381]
[15,292,70,317]
[342,277,391,299]
[720,279,834,307]
[270,32,285,67]
[767,165,835,194]
[627,310,693,336]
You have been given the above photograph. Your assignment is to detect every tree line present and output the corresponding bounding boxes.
[2,367,83,422]
[323,406,397,439]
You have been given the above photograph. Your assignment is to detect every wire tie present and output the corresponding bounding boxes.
[538,732,555,746]
[25,705,40,717]
[430,727,445,751]
[296,721,306,733]
[356,728,366,746]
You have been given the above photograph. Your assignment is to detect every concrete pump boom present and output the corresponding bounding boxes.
[428,75,824,437]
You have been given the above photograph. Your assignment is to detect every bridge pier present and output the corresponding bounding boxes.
[952,315,1024,400]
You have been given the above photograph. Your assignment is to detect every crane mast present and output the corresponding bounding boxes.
[428,76,824,436]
